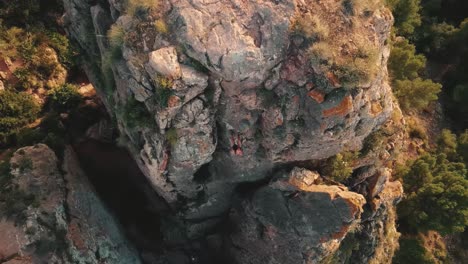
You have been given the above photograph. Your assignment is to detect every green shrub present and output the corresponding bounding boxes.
[397,153,468,234]
[386,0,422,36]
[292,12,329,40]
[125,0,158,17]
[361,129,386,156]
[0,90,40,144]
[47,84,82,112]
[388,39,426,81]
[123,97,154,128]
[166,127,178,146]
[323,151,358,182]
[46,30,77,67]
[15,128,46,146]
[458,130,468,165]
[393,237,434,264]
[393,78,441,111]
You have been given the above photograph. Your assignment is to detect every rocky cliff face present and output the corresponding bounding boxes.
[61,0,402,262]
[0,144,140,263]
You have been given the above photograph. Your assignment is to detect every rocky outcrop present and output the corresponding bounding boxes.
[229,168,366,263]
[61,0,402,262]
[0,144,140,263]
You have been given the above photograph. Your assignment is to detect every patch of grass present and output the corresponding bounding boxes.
[152,76,175,108]
[166,127,178,147]
[125,0,159,18]
[361,129,386,156]
[154,19,168,34]
[292,12,329,41]
[123,97,154,129]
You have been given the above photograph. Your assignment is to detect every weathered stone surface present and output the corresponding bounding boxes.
[0,145,140,263]
[147,46,181,79]
[229,168,366,264]
[62,0,401,262]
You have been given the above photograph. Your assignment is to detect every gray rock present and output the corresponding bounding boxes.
[0,145,141,263]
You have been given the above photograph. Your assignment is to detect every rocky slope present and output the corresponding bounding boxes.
[0,144,140,263]
[60,0,404,262]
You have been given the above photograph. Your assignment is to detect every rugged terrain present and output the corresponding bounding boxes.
[0,0,407,263]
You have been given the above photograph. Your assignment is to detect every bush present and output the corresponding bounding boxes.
[292,12,329,40]
[386,0,422,36]
[388,39,426,81]
[47,84,82,112]
[123,97,154,128]
[125,0,158,17]
[0,90,40,144]
[393,78,441,111]
[397,153,468,235]
[361,129,386,156]
[393,237,434,264]
[154,19,168,34]
[307,37,379,88]
[458,130,468,165]
[323,151,358,182]
[166,127,178,146]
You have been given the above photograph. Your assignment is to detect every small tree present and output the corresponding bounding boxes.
[388,39,426,81]
[0,90,40,143]
[47,84,81,112]
[323,152,357,182]
[392,78,441,111]
[398,153,468,235]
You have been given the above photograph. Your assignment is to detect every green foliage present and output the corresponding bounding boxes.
[45,30,77,68]
[0,90,40,144]
[152,76,175,108]
[361,129,386,156]
[107,24,125,49]
[123,97,153,129]
[398,153,468,235]
[15,128,46,147]
[125,0,158,17]
[436,129,458,159]
[393,237,434,264]
[47,84,82,112]
[392,78,441,111]
[166,128,178,147]
[387,0,422,36]
[323,151,358,182]
[0,0,63,27]
[388,39,426,81]
[292,12,329,40]
[308,39,379,88]
[458,130,468,165]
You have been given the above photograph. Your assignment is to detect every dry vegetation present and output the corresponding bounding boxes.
[293,0,387,88]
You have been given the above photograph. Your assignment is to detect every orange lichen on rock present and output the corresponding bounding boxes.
[68,220,86,251]
[326,71,340,87]
[370,101,383,116]
[323,96,353,117]
[167,95,181,108]
[308,89,325,103]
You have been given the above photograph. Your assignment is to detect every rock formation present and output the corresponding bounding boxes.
[60,0,404,262]
[0,144,140,263]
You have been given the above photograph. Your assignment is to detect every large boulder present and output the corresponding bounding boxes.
[229,168,366,263]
